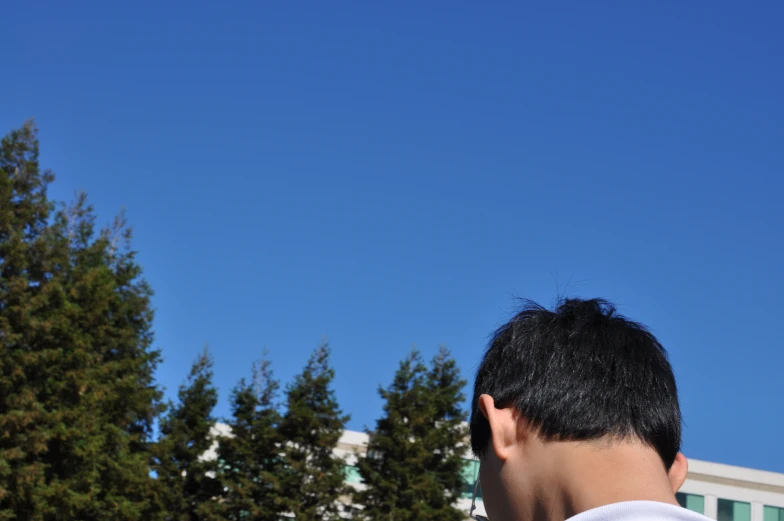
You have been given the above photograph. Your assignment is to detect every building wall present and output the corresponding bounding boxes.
[678,459,784,521]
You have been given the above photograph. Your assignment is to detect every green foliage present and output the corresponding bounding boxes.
[210,355,284,521]
[0,121,163,521]
[424,347,470,511]
[279,343,350,521]
[0,120,53,521]
[152,347,221,521]
[354,347,468,521]
[0,120,471,521]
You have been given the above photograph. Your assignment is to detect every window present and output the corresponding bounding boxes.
[461,459,482,500]
[344,464,363,484]
[764,506,784,521]
[718,499,751,521]
[676,493,705,514]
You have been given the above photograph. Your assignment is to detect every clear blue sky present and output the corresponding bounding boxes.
[3,1,783,472]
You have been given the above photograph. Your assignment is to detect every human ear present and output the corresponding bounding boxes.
[478,394,519,462]
[669,452,689,492]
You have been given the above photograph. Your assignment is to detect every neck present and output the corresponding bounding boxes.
[533,442,678,521]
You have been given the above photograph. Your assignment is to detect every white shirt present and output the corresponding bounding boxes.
[569,501,713,521]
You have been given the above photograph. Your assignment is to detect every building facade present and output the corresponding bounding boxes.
[676,459,784,521]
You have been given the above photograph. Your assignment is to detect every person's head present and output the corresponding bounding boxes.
[470,298,689,521]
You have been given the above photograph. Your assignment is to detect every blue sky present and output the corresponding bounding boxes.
[3,1,783,472]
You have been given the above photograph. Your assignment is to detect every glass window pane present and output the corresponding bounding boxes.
[343,464,363,484]
[460,459,481,499]
[764,506,784,521]
[734,502,751,521]
[688,495,706,514]
[718,499,751,521]
[676,493,705,515]
[676,492,687,508]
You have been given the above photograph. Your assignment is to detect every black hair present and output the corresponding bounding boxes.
[470,298,681,469]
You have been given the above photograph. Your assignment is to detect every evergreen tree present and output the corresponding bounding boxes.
[211,356,284,521]
[0,120,57,521]
[354,348,468,521]
[423,347,469,521]
[0,121,163,521]
[152,347,220,521]
[279,343,350,521]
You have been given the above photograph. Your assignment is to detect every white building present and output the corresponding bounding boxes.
[208,425,784,521]
[678,459,784,521]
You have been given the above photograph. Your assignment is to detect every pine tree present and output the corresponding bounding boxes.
[279,343,350,521]
[152,347,220,521]
[0,120,57,521]
[0,121,163,521]
[354,347,468,521]
[422,347,469,521]
[211,356,284,521]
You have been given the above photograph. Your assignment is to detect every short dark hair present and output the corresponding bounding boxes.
[470,298,681,469]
